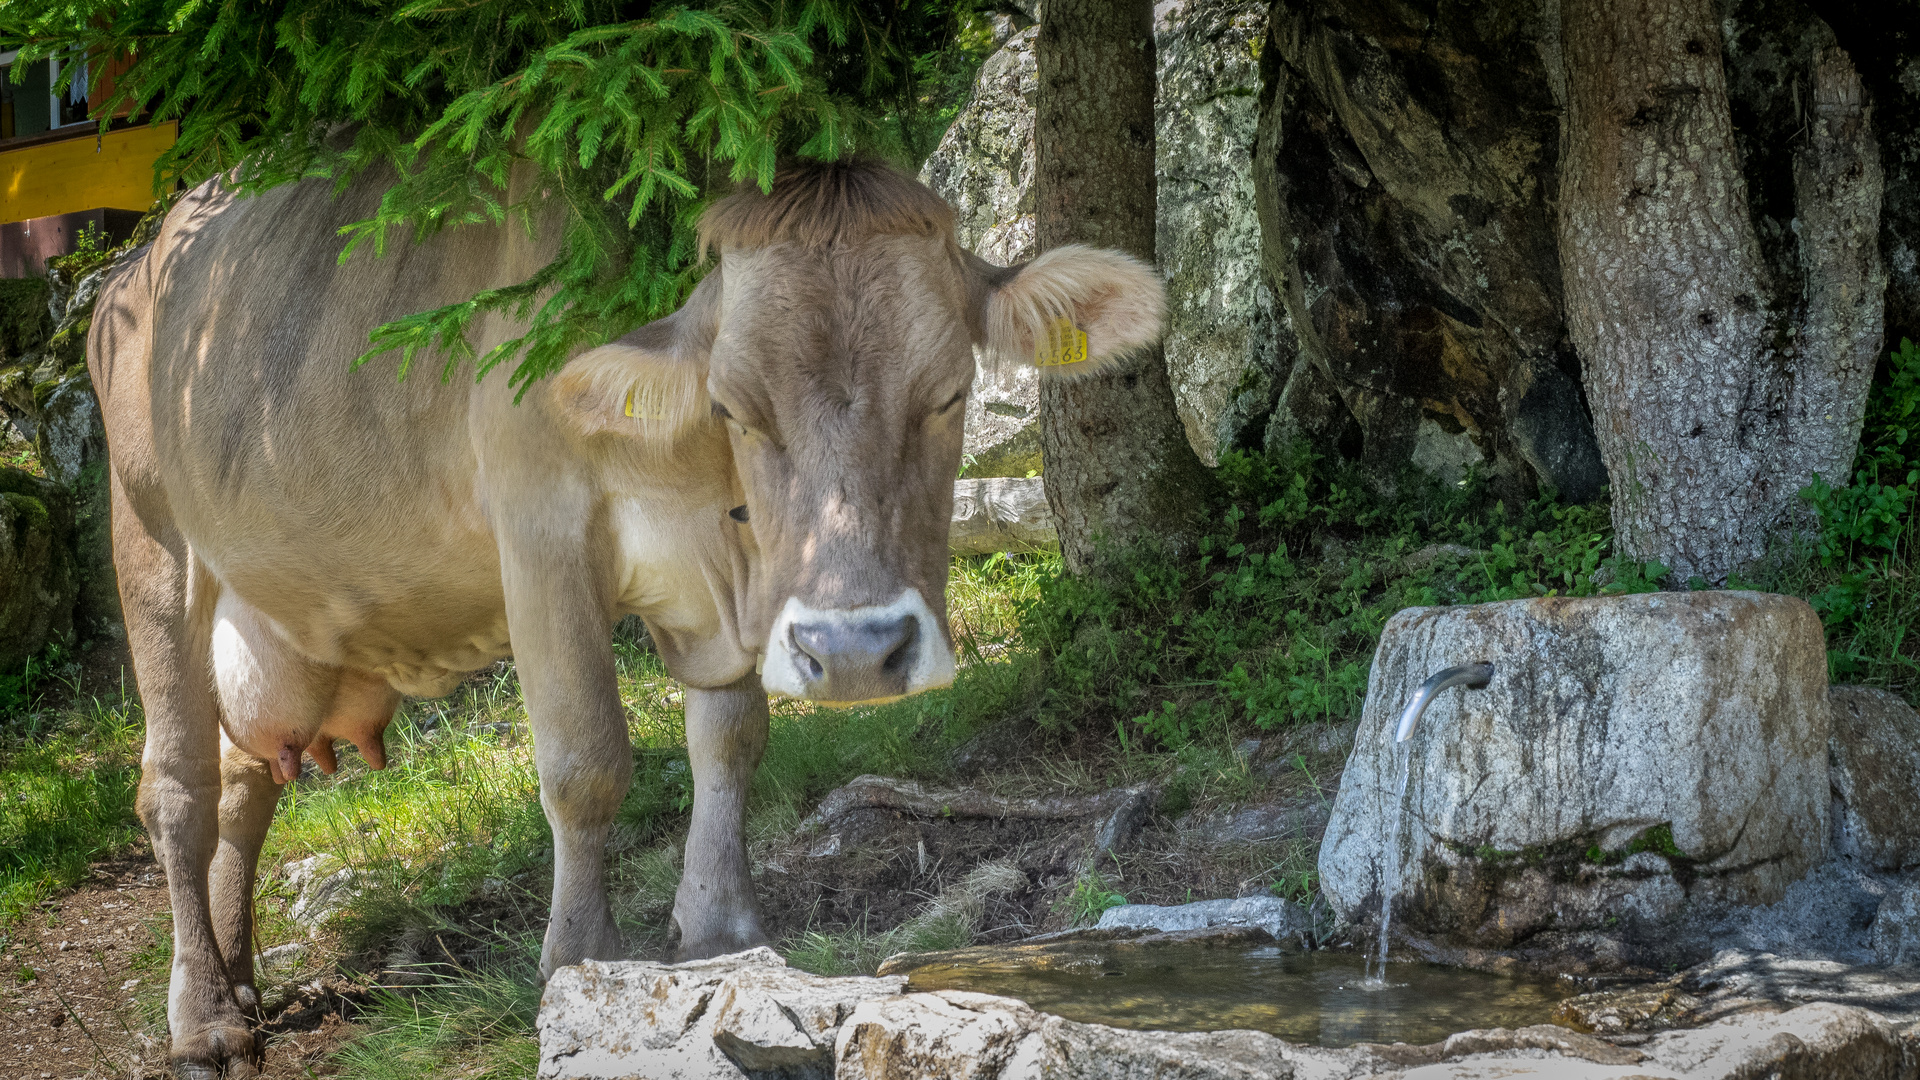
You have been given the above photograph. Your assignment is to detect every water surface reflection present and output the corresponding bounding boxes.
[903,944,1573,1047]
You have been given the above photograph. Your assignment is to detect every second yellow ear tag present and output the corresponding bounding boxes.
[1034,317,1089,368]
[624,384,669,421]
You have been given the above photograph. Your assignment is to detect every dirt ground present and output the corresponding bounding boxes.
[0,853,169,1080]
[0,849,366,1080]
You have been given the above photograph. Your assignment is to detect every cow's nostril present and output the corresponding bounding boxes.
[882,618,919,676]
[789,624,828,681]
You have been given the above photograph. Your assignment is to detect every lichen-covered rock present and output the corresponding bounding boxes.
[1155,0,1276,466]
[1828,686,1920,872]
[0,466,76,669]
[284,854,358,931]
[32,374,116,632]
[1320,592,1832,951]
[833,990,1302,1080]
[921,28,1045,480]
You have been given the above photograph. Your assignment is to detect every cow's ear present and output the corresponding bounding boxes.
[977,244,1166,376]
[554,274,719,441]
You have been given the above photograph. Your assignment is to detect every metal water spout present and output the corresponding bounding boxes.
[1394,663,1494,743]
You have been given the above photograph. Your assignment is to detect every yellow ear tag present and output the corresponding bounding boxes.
[1034,317,1090,368]
[624,383,668,421]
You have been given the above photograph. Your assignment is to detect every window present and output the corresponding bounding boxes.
[52,55,89,129]
[0,51,15,140]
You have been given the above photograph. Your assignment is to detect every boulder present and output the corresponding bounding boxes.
[949,478,1056,555]
[0,466,76,669]
[1154,0,1277,465]
[920,28,1045,481]
[1319,592,1832,951]
[538,948,904,1080]
[1872,881,1920,967]
[1253,0,1606,497]
[1828,686,1920,871]
[1403,1003,1907,1079]
[1095,895,1309,944]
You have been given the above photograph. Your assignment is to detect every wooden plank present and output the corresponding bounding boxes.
[0,121,176,224]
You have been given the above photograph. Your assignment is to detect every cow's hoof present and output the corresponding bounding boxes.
[171,1014,260,1078]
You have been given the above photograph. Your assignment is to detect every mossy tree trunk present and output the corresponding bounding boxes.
[1557,0,1884,581]
[1034,0,1216,572]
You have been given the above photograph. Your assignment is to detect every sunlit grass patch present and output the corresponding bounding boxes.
[0,684,144,930]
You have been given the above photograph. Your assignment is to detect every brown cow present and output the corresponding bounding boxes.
[87,158,1163,1076]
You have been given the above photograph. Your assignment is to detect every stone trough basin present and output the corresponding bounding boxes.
[887,936,1572,1048]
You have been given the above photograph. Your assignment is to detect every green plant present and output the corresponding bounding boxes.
[1057,870,1127,926]
[1803,339,1920,566]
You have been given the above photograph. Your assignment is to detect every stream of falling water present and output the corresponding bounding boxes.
[1366,745,1413,986]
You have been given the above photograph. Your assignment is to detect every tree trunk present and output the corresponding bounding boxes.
[1034,0,1215,572]
[1557,0,1884,582]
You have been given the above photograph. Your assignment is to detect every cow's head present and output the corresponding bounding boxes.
[557,161,1164,704]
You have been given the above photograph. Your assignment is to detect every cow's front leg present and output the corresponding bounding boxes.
[673,676,770,960]
[504,552,632,979]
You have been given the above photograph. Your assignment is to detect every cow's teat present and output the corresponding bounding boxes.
[759,590,955,704]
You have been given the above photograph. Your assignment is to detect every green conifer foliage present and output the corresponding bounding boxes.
[3,0,984,386]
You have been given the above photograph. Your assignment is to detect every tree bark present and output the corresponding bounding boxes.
[1557,0,1883,582]
[1034,0,1216,572]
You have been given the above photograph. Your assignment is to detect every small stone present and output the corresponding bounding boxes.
[284,854,358,930]
[1096,895,1309,944]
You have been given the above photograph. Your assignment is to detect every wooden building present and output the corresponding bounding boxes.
[0,49,174,276]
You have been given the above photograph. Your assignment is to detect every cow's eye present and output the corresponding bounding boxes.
[711,400,735,421]
[937,391,967,415]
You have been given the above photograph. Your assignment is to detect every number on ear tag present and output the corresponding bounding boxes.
[624,383,669,421]
[1034,317,1089,368]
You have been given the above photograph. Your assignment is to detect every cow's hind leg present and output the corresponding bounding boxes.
[212,733,281,1014]
[115,477,260,1077]
[208,594,400,1011]
[673,676,770,960]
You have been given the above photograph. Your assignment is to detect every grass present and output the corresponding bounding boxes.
[0,667,142,929]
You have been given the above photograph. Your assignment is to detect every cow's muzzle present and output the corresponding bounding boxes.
[760,590,956,704]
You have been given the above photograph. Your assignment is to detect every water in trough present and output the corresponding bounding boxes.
[901,942,1573,1047]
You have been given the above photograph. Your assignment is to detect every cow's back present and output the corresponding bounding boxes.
[91,172,558,685]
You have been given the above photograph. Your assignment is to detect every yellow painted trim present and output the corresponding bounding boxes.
[0,122,177,224]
